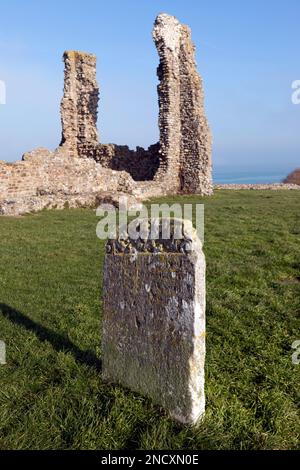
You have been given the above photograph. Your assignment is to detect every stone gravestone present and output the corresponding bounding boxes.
[102,219,206,424]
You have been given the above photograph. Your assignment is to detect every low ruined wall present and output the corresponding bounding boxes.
[84,143,160,181]
[214,183,300,190]
[0,148,136,216]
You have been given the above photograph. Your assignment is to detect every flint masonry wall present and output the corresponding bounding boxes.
[178,22,213,194]
[59,51,161,181]
[0,148,135,216]
[60,51,99,157]
[81,142,160,181]
[153,14,213,195]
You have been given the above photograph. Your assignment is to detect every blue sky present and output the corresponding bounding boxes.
[0,0,299,179]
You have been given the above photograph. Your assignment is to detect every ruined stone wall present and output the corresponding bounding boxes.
[0,148,136,216]
[60,51,99,156]
[178,24,213,195]
[152,14,182,189]
[78,143,160,181]
[59,50,161,182]
[0,13,214,217]
[92,143,160,181]
[153,14,213,195]
[58,14,212,193]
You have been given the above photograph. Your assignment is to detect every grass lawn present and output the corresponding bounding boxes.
[0,190,299,450]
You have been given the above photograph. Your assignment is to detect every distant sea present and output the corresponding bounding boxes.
[213,169,287,184]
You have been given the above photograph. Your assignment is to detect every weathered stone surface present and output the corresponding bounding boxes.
[60,51,99,157]
[90,142,160,181]
[102,220,206,424]
[0,148,136,216]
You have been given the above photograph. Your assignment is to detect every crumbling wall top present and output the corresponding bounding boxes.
[153,13,182,53]
[63,50,96,60]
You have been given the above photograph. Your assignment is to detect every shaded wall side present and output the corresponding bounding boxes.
[179,27,213,195]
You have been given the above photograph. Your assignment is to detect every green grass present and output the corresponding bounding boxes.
[0,190,299,450]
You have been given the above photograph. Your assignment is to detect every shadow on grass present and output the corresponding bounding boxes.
[0,303,102,372]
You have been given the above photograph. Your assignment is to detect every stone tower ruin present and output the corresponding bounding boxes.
[60,51,99,157]
[153,14,212,195]
[58,13,213,196]
[0,13,213,216]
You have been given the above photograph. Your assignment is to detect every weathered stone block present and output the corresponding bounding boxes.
[102,220,206,424]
